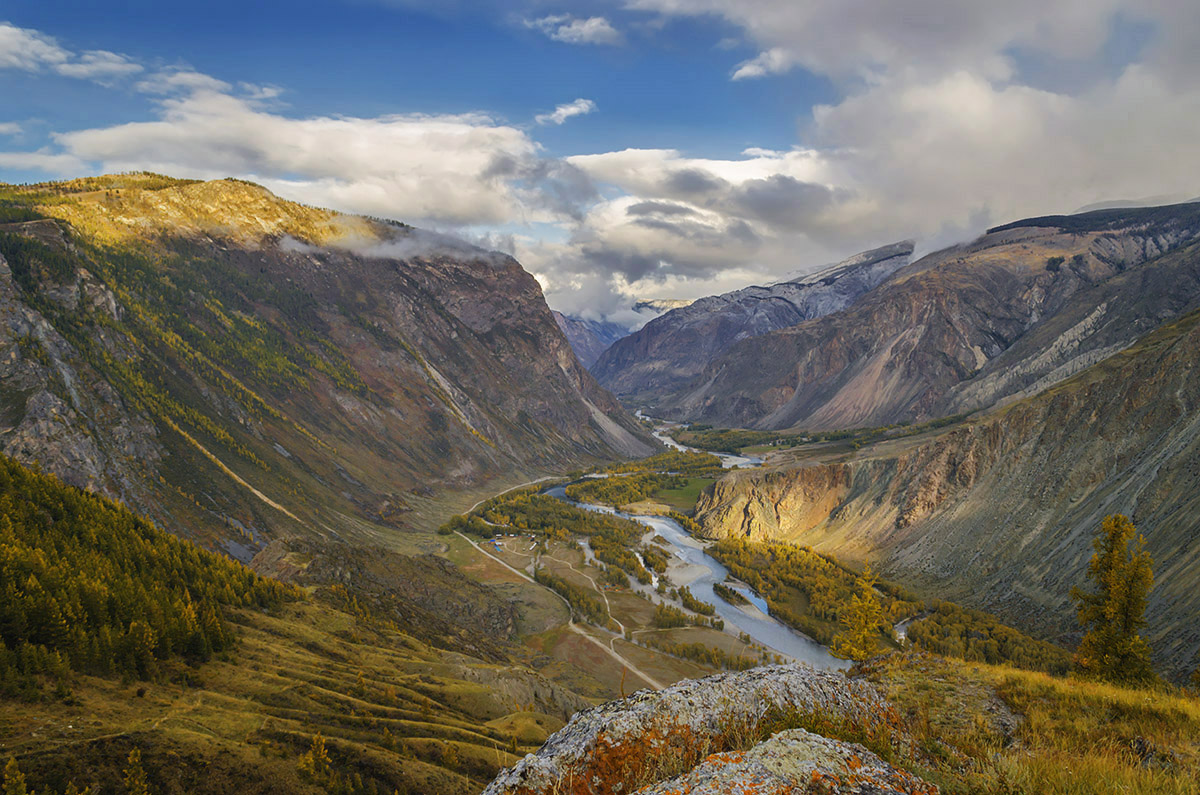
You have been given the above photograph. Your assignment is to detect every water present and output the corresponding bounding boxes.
[544,484,845,670]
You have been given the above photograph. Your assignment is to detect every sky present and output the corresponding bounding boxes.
[2,1,1199,327]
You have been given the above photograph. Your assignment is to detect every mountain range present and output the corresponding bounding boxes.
[0,174,653,559]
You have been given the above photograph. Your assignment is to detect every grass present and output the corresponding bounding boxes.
[1,599,565,795]
[851,653,1200,795]
[648,477,716,513]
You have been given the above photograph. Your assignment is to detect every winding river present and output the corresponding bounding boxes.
[544,419,845,671]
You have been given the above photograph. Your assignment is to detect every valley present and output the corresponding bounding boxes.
[2,177,1199,795]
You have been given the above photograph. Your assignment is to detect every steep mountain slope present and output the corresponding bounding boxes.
[661,203,1200,429]
[592,241,913,404]
[0,450,587,795]
[0,174,652,556]
[551,311,631,368]
[693,308,1200,678]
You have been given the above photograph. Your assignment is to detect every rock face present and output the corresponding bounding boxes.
[591,242,913,404]
[0,174,653,555]
[694,308,1200,679]
[552,311,632,369]
[483,663,931,795]
[637,729,936,795]
[657,204,1200,430]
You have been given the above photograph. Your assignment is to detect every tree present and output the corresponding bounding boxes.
[3,758,27,795]
[1070,514,1156,685]
[831,564,886,662]
[123,749,149,795]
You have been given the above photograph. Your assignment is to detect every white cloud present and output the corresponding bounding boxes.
[536,98,597,125]
[135,69,232,95]
[525,15,623,46]
[34,79,593,227]
[0,23,141,85]
[731,47,792,80]
[0,122,21,136]
[0,150,86,175]
[55,50,142,81]
[0,22,69,71]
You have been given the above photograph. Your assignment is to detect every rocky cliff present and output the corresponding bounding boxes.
[658,203,1200,430]
[0,174,653,556]
[484,663,934,795]
[552,311,632,369]
[694,308,1200,679]
[591,242,913,404]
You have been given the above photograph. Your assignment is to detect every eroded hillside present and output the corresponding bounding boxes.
[693,309,1200,679]
[659,203,1200,430]
[0,174,652,557]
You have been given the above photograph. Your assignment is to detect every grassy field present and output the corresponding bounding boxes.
[647,477,716,513]
[1,599,569,795]
[849,653,1200,795]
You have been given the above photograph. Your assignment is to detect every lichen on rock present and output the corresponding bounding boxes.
[484,663,928,795]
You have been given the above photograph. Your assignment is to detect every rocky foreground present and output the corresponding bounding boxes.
[484,664,937,795]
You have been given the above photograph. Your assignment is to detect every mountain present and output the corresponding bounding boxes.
[655,203,1200,430]
[591,241,914,404]
[0,173,653,557]
[693,307,1200,679]
[0,449,588,795]
[551,310,631,368]
[632,297,694,314]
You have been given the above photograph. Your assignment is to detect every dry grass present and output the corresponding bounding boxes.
[855,653,1200,795]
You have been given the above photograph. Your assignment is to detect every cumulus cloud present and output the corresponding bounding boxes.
[525,15,623,46]
[42,82,575,226]
[536,98,597,125]
[0,122,21,136]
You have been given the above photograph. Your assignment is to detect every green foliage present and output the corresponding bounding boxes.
[639,544,669,574]
[0,233,76,292]
[1071,514,1157,685]
[122,749,149,795]
[4,758,27,795]
[565,473,688,507]
[650,603,721,630]
[677,586,715,616]
[533,568,607,625]
[0,203,42,224]
[0,453,297,694]
[906,602,1072,675]
[641,636,758,671]
[467,490,654,583]
[830,565,887,661]
[1045,256,1065,271]
[674,413,974,454]
[709,539,921,645]
[712,582,749,606]
[602,450,723,476]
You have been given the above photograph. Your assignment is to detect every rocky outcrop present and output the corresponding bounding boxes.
[694,309,1200,679]
[637,729,936,795]
[658,203,1200,429]
[484,663,931,795]
[592,242,913,404]
[553,311,632,369]
[0,175,654,554]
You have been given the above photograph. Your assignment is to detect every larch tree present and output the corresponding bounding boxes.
[831,563,886,662]
[1070,514,1156,685]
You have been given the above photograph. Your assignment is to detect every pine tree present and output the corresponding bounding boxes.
[1070,514,1156,685]
[3,758,27,795]
[831,564,886,662]
[123,749,149,795]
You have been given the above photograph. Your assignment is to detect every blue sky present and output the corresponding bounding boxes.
[2,1,1198,322]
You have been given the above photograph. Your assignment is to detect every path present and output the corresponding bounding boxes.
[546,553,626,639]
[455,531,664,690]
